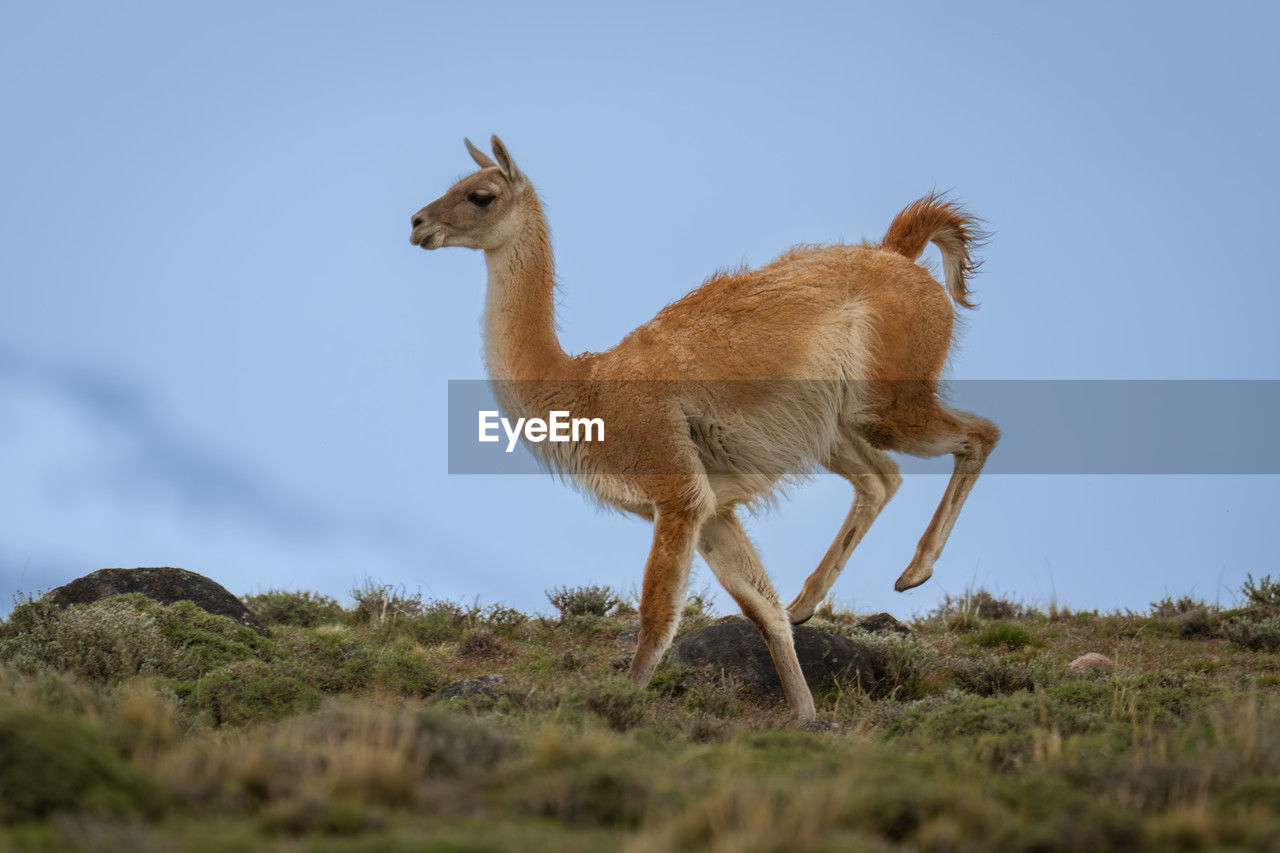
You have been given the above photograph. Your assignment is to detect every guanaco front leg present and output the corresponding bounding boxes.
[627,496,710,686]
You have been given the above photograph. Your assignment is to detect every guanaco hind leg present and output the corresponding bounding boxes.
[787,434,902,624]
[699,510,816,724]
[893,406,999,591]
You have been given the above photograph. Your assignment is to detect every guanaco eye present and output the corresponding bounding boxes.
[467,191,496,208]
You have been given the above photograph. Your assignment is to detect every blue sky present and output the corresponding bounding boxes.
[2,2,1277,618]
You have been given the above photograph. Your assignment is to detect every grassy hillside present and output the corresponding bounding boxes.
[1,577,1278,851]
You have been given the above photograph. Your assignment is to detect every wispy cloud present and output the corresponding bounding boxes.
[0,344,437,568]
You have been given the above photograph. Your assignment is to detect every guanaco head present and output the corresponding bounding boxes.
[410,135,527,251]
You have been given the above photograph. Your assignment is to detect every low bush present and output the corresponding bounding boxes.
[1241,573,1280,609]
[391,599,483,644]
[0,595,178,681]
[349,581,423,626]
[0,595,271,682]
[951,658,1039,696]
[286,627,377,694]
[1222,615,1280,651]
[970,621,1038,650]
[0,707,167,822]
[190,660,322,727]
[926,589,1035,630]
[858,631,939,700]
[546,585,620,619]
[566,680,649,732]
[242,590,344,628]
[1149,595,1209,618]
[161,701,510,815]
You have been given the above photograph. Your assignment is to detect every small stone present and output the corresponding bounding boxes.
[856,612,913,636]
[799,718,843,733]
[1066,652,1115,673]
[439,674,505,701]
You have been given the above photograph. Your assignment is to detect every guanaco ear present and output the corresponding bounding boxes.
[490,135,525,188]
[465,138,498,170]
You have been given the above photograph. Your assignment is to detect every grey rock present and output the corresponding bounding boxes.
[439,674,505,701]
[668,620,877,694]
[43,567,268,635]
[856,612,912,636]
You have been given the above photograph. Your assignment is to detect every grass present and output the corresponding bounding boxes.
[0,579,1278,850]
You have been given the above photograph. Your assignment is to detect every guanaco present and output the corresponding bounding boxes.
[411,136,998,725]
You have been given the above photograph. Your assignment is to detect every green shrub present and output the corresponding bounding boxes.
[1241,573,1280,608]
[0,707,167,822]
[887,683,1115,743]
[562,613,626,635]
[192,660,322,727]
[456,628,508,659]
[288,628,376,694]
[1173,607,1219,638]
[349,581,423,626]
[1222,615,1280,651]
[484,604,530,635]
[0,595,179,681]
[547,585,620,619]
[0,594,271,684]
[1149,595,1209,618]
[926,589,1033,630]
[526,761,649,828]
[856,631,938,700]
[162,701,511,814]
[399,600,485,645]
[970,621,1036,649]
[302,701,511,779]
[155,600,276,676]
[1146,595,1220,638]
[682,586,714,619]
[680,681,746,718]
[0,664,115,719]
[371,643,444,697]
[951,658,1038,696]
[242,590,344,628]
[568,680,649,731]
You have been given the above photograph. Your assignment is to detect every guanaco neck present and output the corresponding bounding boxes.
[482,190,573,382]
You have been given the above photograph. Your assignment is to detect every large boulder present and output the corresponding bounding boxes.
[43,567,268,635]
[668,619,877,694]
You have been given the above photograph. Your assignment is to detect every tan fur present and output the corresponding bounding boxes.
[410,137,1000,725]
